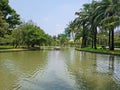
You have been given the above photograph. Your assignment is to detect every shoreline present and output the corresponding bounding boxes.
[1,48,120,56]
[0,46,54,53]
[0,49,30,53]
[76,48,120,56]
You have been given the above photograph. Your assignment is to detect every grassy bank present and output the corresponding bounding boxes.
[0,46,30,52]
[0,45,54,52]
[0,46,14,49]
[76,47,120,56]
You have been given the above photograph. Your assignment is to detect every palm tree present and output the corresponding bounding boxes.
[68,0,120,50]
[88,1,98,49]
[94,0,120,50]
[67,20,78,40]
[75,4,91,48]
[75,2,99,49]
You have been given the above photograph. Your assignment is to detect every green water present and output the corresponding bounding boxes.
[0,48,120,90]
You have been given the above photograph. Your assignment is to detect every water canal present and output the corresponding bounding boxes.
[0,48,120,90]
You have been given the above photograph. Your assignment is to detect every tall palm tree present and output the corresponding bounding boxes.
[75,2,100,49]
[89,1,99,49]
[75,4,91,48]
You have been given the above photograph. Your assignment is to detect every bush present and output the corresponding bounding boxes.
[114,41,120,48]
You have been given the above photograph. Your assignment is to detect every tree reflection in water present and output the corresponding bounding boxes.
[109,55,114,70]
[65,51,120,90]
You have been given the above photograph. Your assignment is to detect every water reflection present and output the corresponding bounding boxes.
[109,55,114,70]
[65,51,120,90]
[0,49,120,90]
[0,51,48,90]
[17,50,75,90]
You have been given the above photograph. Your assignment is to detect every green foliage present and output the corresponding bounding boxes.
[76,47,120,55]
[0,35,12,45]
[0,45,13,49]
[11,21,53,48]
[43,34,54,46]
[0,0,21,30]
[21,22,45,47]
[12,26,22,47]
[75,27,83,40]
[0,10,8,37]
[114,40,120,48]
[57,34,69,46]
[66,0,120,50]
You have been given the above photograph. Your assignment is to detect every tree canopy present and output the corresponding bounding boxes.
[0,0,21,31]
[67,0,120,50]
[12,21,54,48]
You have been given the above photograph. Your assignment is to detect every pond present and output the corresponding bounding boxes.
[0,48,120,90]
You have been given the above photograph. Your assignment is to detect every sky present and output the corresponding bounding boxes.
[9,0,92,36]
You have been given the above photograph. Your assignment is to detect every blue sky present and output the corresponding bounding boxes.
[9,0,92,36]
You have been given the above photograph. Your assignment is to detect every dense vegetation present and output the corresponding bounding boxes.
[64,0,120,50]
[12,21,55,48]
[0,0,120,51]
[0,0,55,48]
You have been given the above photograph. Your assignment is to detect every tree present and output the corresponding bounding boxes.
[75,4,91,48]
[58,34,69,46]
[12,26,22,48]
[0,0,21,31]
[11,20,55,48]
[70,0,120,50]
[0,10,8,37]
[94,0,120,50]
[21,22,45,47]
[43,34,55,46]
[89,1,99,49]
[74,27,83,47]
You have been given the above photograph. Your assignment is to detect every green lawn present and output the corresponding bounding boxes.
[76,47,120,55]
[0,46,14,49]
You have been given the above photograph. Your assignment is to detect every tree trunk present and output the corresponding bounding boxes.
[81,35,87,48]
[31,44,35,47]
[93,27,97,49]
[109,29,111,50]
[111,29,114,50]
[81,24,87,48]
[91,32,94,48]
[15,40,18,48]
[109,29,114,50]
